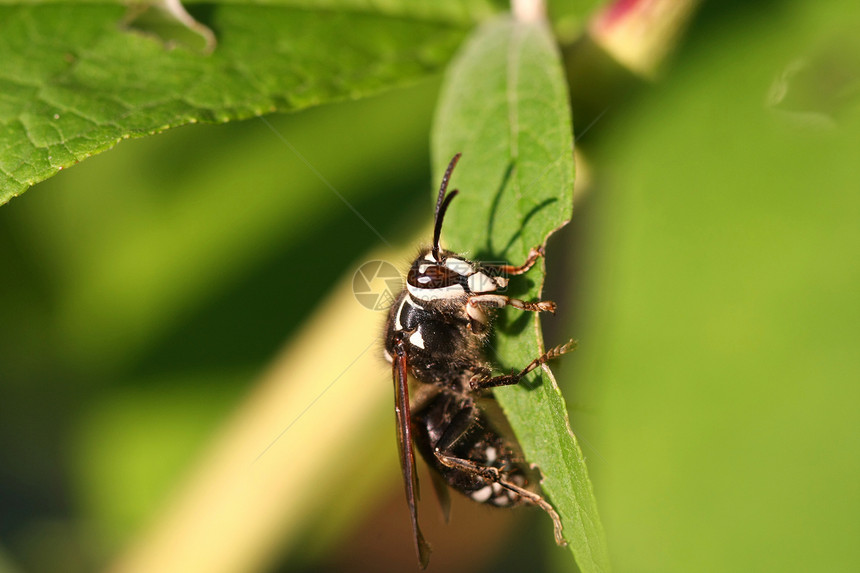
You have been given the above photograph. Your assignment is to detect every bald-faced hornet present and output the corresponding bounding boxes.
[383,153,573,568]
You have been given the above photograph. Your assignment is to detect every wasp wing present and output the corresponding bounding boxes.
[393,344,431,568]
[428,463,452,523]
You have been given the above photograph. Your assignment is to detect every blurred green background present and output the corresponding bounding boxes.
[1,1,859,572]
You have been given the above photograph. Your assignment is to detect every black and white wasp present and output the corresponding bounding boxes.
[383,153,574,568]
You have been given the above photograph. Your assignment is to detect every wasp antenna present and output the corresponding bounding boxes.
[433,153,462,260]
[433,189,458,261]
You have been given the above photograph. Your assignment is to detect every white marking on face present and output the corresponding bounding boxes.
[471,485,493,503]
[444,257,473,276]
[424,252,436,262]
[491,482,503,495]
[485,446,497,463]
[408,328,425,349]
[494,495,511,506]
[383,349,393,363]
[418,263,430,274]
[467,271,498,293]
[407,282,466,301]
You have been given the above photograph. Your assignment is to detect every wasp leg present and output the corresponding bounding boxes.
[470,340,577,391]
[482,246,544,277]
[465,293,555,334]
[465,294,556,334]
[433,450,567,546]
[467,293,556,314]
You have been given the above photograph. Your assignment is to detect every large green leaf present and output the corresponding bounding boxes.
[432,17,610,573]
[0,2,501,204]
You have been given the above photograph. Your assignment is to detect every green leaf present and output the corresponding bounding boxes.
[432,17,610,573]
[0,2,495,204]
